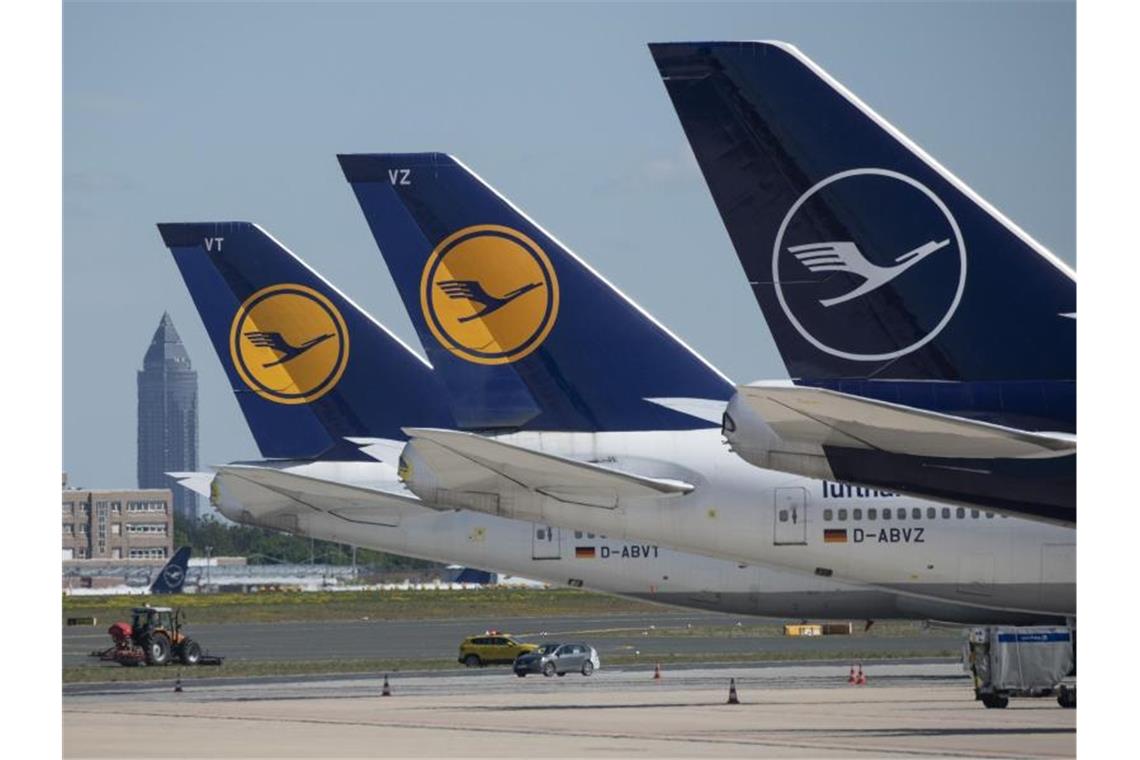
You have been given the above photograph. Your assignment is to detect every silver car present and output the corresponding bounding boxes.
[513,643,600,677]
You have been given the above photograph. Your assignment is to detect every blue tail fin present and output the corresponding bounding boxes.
[452,567,495,585]
[158,222,453,459]
[149,545,191,594]
[338,153,732,432]
[650,42,1075,386]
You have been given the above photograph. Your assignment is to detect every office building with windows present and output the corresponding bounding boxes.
[137,312,199,520]
[62,487,174,561]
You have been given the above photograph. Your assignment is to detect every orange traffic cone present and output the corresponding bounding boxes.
[855,664,866,686]
[653,663,662,680]
[382,674,392,697]
[848,665,857,685]
[174,672,183,693]
[726,678,740,705]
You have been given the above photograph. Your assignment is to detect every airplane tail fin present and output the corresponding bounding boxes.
[158,222,452,459]
[338,153,732,431]
[149,545,191,594]
[649,41,1075,383]
[452,567,495,585]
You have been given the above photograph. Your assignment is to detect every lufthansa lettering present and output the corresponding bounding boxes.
[820,480,896,499]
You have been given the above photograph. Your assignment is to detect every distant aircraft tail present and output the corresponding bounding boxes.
[452,567,495,585]
[649,41,1075,387]
[149,545,191,594]
[338,153,732,431]
[158,222,453,459]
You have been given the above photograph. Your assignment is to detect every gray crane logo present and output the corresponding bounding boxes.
[789,239,951,307]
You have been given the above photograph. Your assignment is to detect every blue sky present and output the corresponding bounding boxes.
[63,1,1074,487]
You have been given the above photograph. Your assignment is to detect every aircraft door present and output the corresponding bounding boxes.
[532,523,561,560]
[773,487,808,545]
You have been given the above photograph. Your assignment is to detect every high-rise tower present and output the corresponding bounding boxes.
[137,313,199,520]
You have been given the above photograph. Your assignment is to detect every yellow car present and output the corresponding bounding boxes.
[458,631,538,667]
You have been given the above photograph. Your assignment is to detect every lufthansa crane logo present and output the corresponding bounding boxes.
[421,225,559,365]
[230,284,350,404]
[162,564,185,589]
[772,168,967,362]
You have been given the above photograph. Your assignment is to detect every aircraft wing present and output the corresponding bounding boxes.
[404,428,694,508]
[737,384,1076,459]
[217,465,436,527]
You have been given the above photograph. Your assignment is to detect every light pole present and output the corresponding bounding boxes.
[205,545,213,593]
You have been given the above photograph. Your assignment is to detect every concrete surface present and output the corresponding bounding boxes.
[64,662,1074,758]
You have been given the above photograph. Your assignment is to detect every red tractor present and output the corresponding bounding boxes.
[97,606,220,666]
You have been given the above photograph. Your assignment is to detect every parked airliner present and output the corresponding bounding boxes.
[158,221,1055,625]
[335,151,1074,618]
[650,41,1075,526]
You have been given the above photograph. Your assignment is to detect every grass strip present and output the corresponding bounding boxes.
[63,589,665,625]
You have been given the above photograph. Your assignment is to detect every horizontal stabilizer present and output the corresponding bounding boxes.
[345,438,406,464]
[167,471,214,498]
[404,428,694,508]
[218,465,434,527]
[644,398,727,425]
[738,384,1076,459]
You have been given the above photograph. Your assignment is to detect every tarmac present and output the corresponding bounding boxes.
[64,662,1074,758]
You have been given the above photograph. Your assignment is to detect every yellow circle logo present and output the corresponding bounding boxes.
[229,284,350,404]
[420,225,559,365]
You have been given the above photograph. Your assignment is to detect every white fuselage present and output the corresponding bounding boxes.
[207,460,1052,624]
[401,429,1075,616]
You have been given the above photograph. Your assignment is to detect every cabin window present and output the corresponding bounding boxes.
[837,509,847,521]
[912,507,922,520]
[971,509,980,519]
[942,507,951,519]
[779,510,789,523]
[897,508,907,520]
[926,507,936,519]
[957,507,966,519]
[853,508,862,521]
[867,508,877,520]
[823,509,833,522]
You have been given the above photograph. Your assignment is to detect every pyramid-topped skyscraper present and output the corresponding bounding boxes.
[137,313,199,520]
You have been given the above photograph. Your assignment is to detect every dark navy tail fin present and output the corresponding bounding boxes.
[650,41,1075,385]
[453,567,495,585]
[158,222,453,459]
[338,153,732,432]
[149,545,191,594]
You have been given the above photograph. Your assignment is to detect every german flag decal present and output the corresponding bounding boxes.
[575,546,596,558]
[823,529,848,544]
